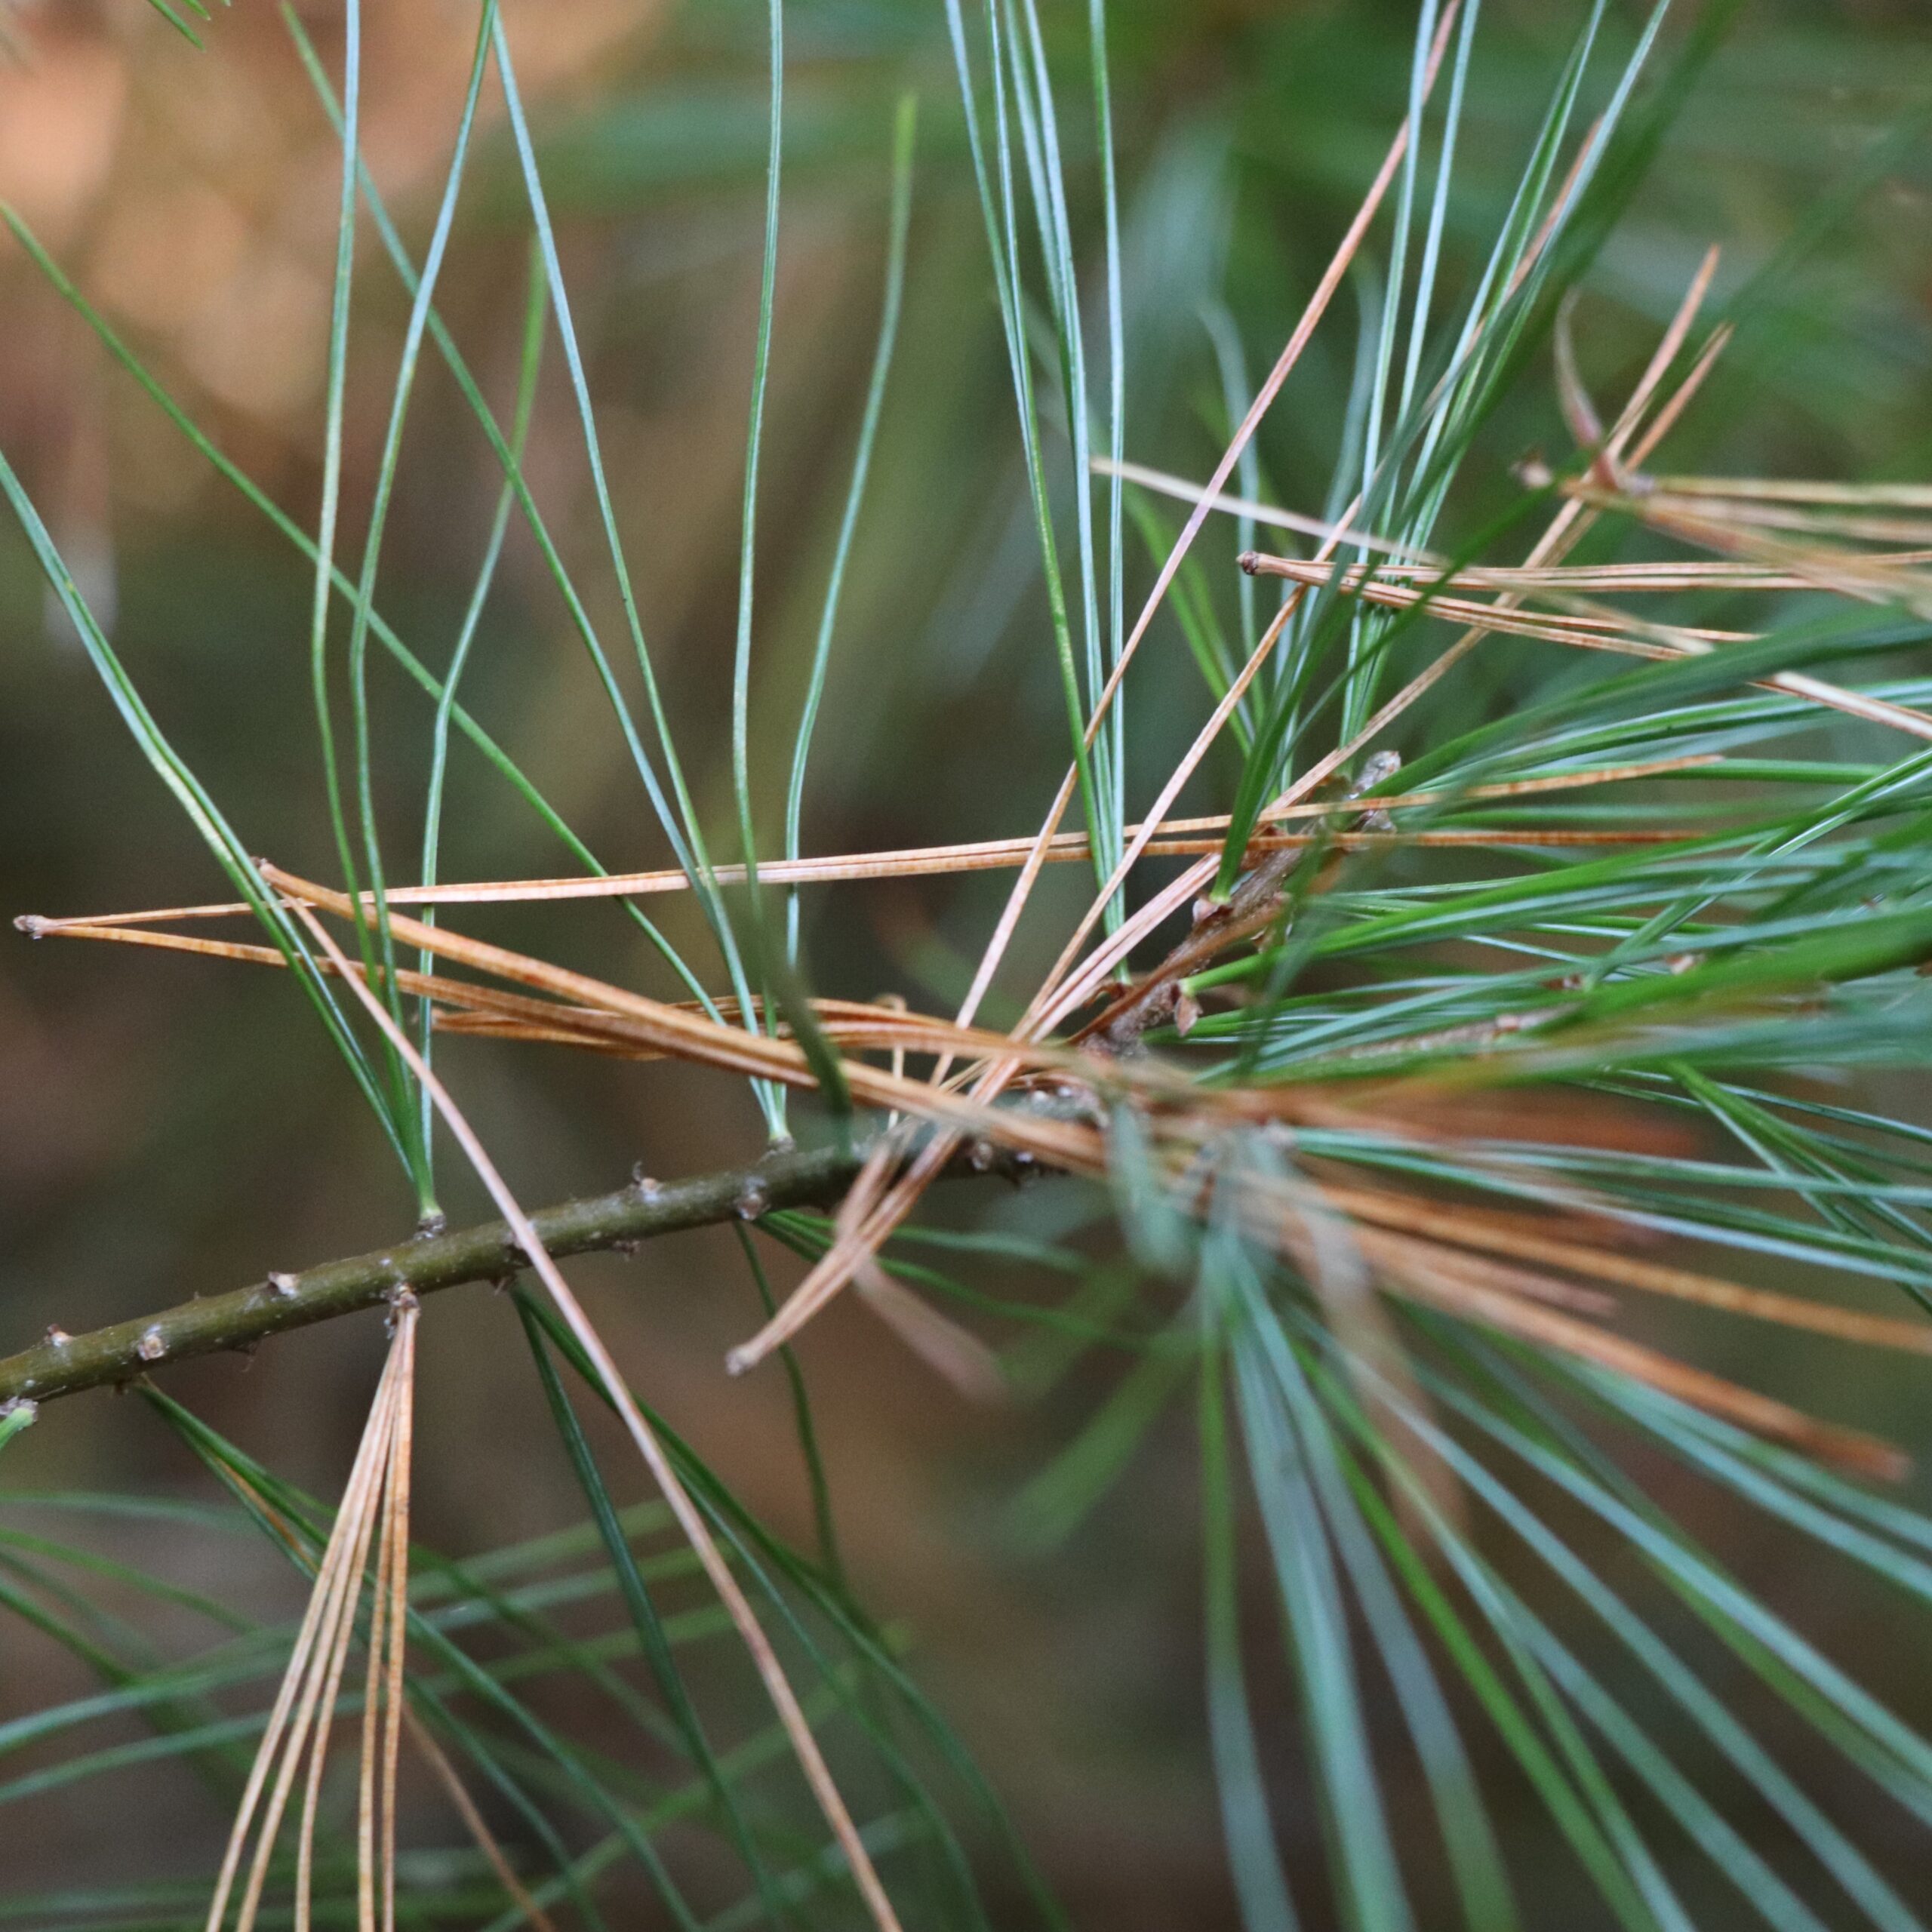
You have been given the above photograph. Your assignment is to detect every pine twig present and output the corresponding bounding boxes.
[0,1136,1030,1409]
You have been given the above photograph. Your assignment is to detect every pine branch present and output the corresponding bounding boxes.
[0,1136,1023,1410]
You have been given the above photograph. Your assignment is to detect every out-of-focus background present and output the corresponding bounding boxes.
[2,0,1930,1921]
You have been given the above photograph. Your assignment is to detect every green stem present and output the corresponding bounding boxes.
[0,1137,1048,1409]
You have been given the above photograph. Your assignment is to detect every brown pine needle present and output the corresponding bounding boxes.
[1624,325,1734,472]
[17,758,1712,930]
[1607,247,1721,459]
[1387,1257,1903,1479]
[854,1260,1006,1401]
[1351,1224,1619,1317]
[1529,466,1932,623]
[23,784,1708,935]
[1257,556,1932,594]
[1241,552,1749,648]
[1089,455,1426,556]
[260,867,1118,1172]
[1241,548,1932,742]
[206,1319,410,1932]
[21,920,1054,1066]
[1644,476,1932,509]
[405,1711,561,1932]
[294,1318,408,1932]
[358,1298,415,1932]
[1315,1180,1932,1357]
[1644,503,1932,612]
